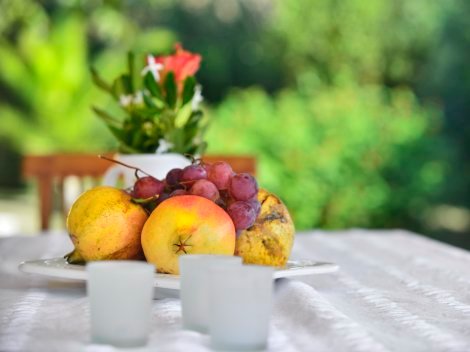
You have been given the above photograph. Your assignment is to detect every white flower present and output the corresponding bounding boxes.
[155,139,174,154]
[133,91,143,105]
[119,92,144,107]
[141,55,164,82]
[119,94,133,107]
[191,84,203,111]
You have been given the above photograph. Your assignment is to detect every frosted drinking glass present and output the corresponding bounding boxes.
[179,255,242,333]
[87,261,155,347]
[209,265,274,351]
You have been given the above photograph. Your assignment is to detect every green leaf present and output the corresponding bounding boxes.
[144,72,162,99]
[131,196,158,204]
[143,93,157,109]
[93,109,127,147]
[174,103,192,128]
[181,76,196,106]
[127,52,135,92]
[186,110,203,128]
[165,128,184,153]
[164,72,177,109]
[121,74,133,95]
[90,67,114,96]
[92,106,121,126]
[111,74,133,97]
[184,111,204,133]
[131,130,144,149]
[108,124,126,143]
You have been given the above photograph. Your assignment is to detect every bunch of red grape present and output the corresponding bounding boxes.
[131,161,260,231]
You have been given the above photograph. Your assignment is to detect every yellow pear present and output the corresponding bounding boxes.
[235,189,295,267]
[65,186,148,263]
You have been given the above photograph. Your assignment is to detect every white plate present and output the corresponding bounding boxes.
[19,257,338,290]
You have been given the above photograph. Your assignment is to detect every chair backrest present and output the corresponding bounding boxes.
[22,153,257,231]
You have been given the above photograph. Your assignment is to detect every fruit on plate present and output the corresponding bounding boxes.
[129,159,261,232]
[141,195,236,274]
[65,186,148,263]
[66,157,295,271]
[235,189,295,267]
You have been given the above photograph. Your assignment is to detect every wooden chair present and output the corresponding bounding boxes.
[22,153,257,231]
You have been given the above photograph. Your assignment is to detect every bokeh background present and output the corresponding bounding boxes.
[0,0,469,248]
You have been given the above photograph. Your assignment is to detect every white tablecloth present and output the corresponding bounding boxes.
[1,230,469,352]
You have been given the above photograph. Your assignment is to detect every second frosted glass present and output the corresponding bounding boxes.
[179,255,242,333]
[208,264,274,351]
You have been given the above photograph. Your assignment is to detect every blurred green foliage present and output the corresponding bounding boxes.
[207,85,446,229]
[0,0,178,152]
[0,0,468,238]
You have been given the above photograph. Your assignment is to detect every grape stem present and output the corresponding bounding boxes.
[184,153,209,167]
[99,155,152,178]
[183,153,213,172]
[183,153,197,163]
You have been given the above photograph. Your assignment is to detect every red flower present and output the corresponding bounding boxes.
[151,43,201,86]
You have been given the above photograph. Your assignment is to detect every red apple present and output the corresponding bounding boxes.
[141,195,236,274]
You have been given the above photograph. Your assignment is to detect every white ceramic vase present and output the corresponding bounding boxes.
[102,153,191,188]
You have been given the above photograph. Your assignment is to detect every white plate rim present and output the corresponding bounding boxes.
[19,257,339,290]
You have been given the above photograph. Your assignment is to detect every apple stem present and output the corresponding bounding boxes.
[99,155,152,178]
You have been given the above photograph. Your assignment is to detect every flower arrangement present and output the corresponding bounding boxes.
[91,44,207,155]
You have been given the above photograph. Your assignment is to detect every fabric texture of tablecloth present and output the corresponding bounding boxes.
[0,230,469,352]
